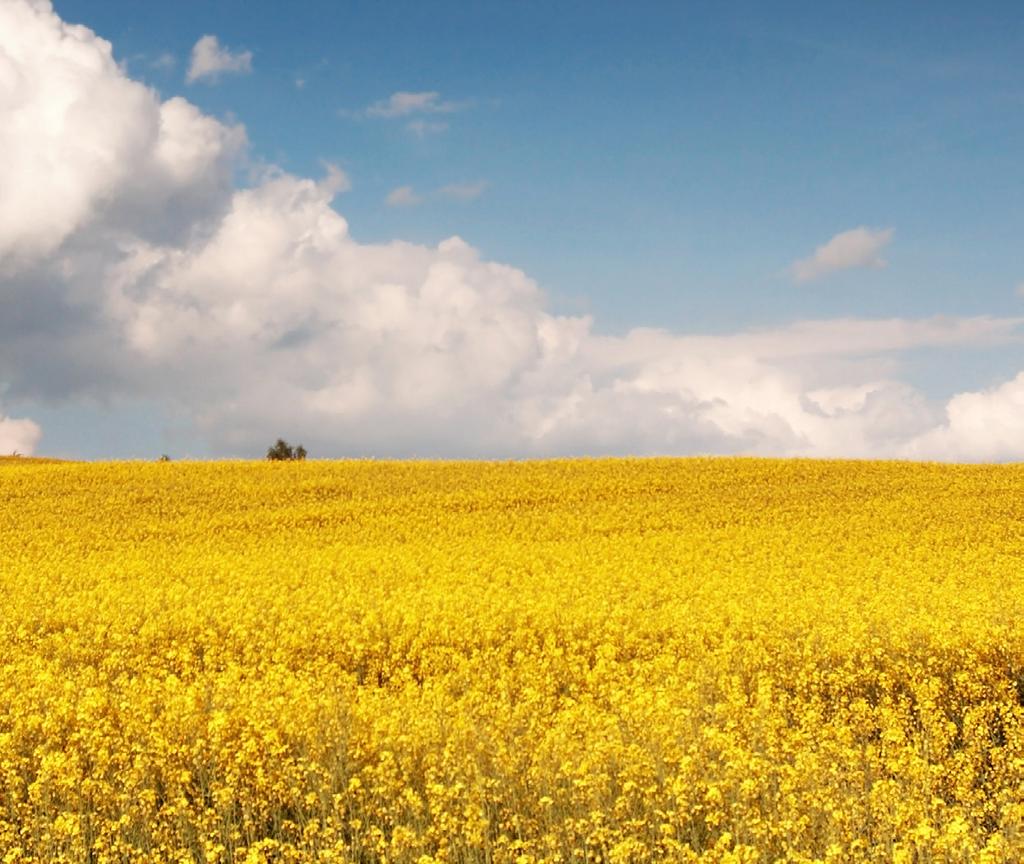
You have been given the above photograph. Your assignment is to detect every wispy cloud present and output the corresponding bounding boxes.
[385,186,421,207]
[151,52,176,71]
[385,182,486,206]
[343,91,472,135]
[365,90,464,118]
[791,226,893,283]
[407,119,448,137]
[437,181,488,202]
[186,35,253,84]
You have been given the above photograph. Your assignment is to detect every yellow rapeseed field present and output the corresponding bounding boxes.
[2,458,1024,863]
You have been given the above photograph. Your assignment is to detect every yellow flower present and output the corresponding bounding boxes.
[2,457,1024,861]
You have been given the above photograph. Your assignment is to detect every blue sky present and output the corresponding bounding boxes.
[1,1,1023,460]
[62,0,1023,328]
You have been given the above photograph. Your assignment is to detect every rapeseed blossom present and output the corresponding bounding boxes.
[1,457,1023,862]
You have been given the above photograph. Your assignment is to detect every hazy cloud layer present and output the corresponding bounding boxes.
[792,227,893,283]
[187,35,253,84]
[2,1,1022,461]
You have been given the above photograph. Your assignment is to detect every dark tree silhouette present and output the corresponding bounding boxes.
[267,439,307,461]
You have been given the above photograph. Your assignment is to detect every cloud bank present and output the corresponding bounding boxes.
[1,1,1022,461]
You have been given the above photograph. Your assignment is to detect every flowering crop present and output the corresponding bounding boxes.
[2,457,1024,863]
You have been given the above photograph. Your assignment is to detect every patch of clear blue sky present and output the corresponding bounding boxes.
[14,398,208,460]
[34,1,1024,458]
[55,0,1024,334]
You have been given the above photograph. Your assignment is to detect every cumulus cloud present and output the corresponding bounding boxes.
[3,1,1024,462]
[365,90,463,118]
[186,34,252,84]
[905,373,1024,462]
[0,1,244,269]
[0,411,41,456]
[791,227,894,283]
[386,186,421,207]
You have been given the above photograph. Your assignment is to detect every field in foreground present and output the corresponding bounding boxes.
[2,459,1024,863]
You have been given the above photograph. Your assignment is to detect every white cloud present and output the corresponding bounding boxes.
[186,34,252,84]
[319,162,350,196]
[0,0,153,265]
[0,410,41,456]
[386,186,421,207]
[904,373,1024,462]
[0,2,244,268]
[437,181,488,202]
[364,91,464,118]
[3,1,1024,462]
[791,226,894,283]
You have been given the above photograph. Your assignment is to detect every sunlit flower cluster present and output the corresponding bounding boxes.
[2,457,1024,862]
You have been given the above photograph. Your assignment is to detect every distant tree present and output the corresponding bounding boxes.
[267,439,307,461]
[158,454,171,462]
[267,439,291,460]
